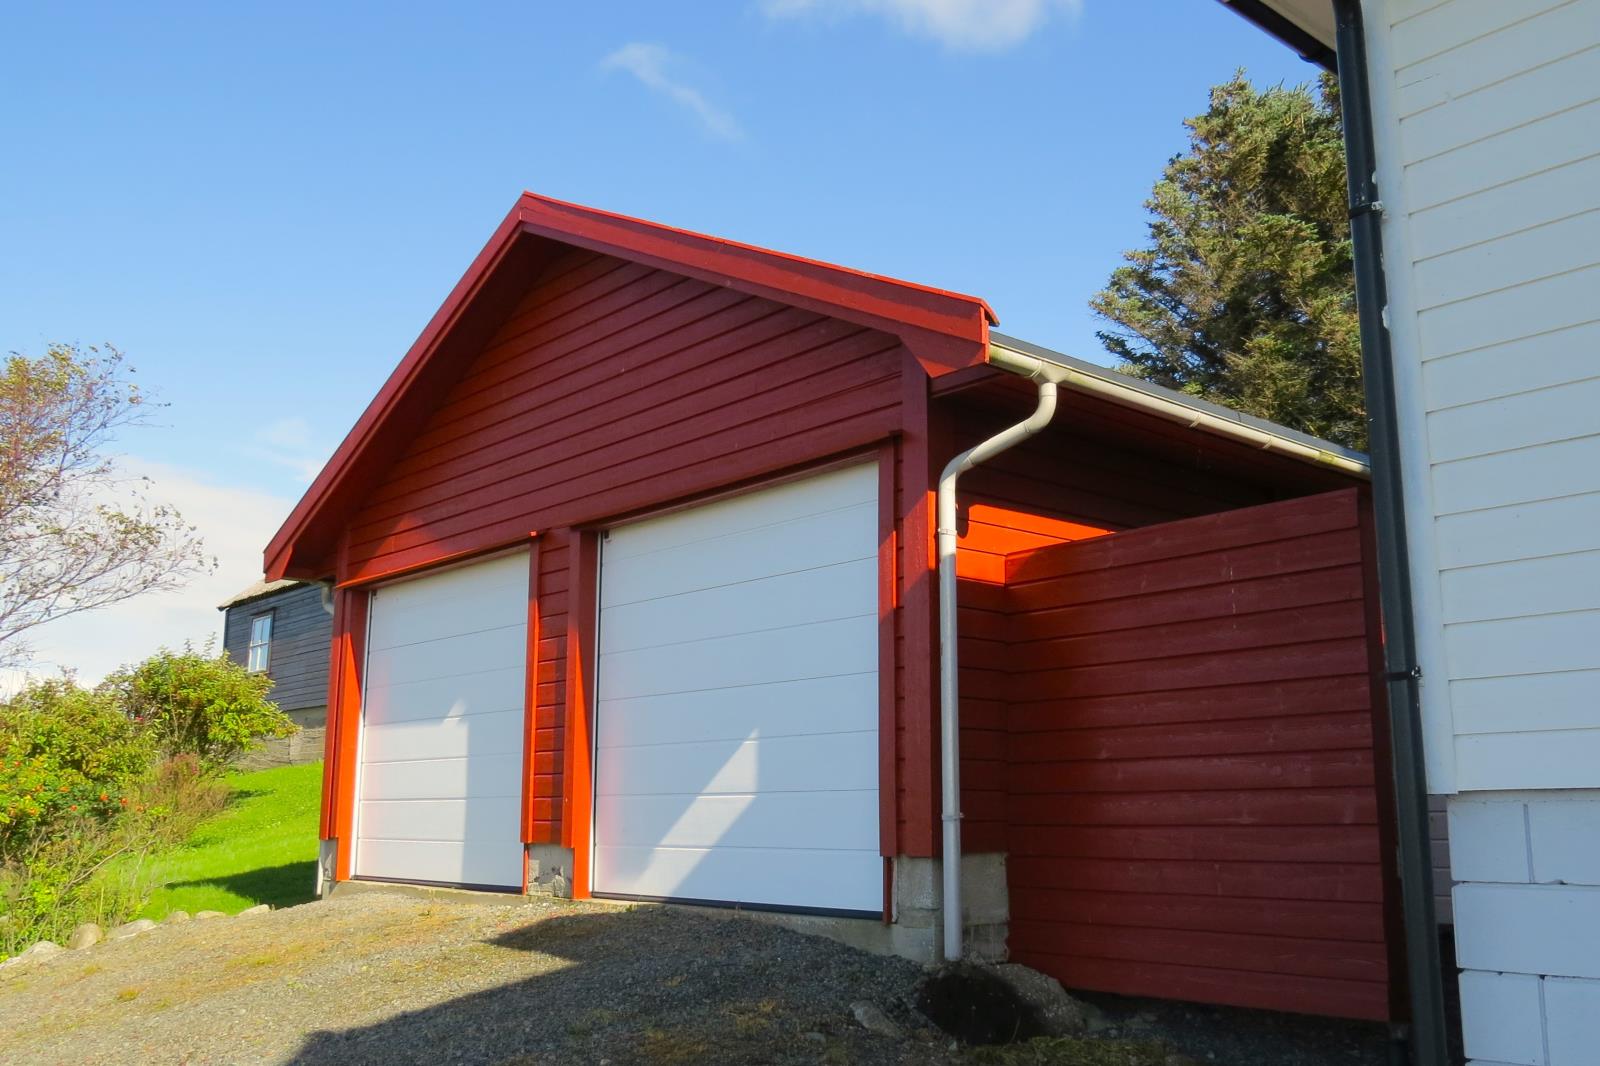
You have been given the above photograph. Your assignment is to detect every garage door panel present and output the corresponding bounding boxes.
[592,844,882,913]
[356,552,527,891]
[595,790,879,852]
[597,673,878,749]
[593,463,880,912]
[599,557,876,655]
[359,752,522,801]
[359,706,523,764]
[598,614,876,702]
[601,464,876,564]
[599,501,876,608]
[356,838,523,889]
[361,665,524,728]
[366,554,528,651]
[364,623,524,690]
[358,796,521,844]
[596,730,878,797]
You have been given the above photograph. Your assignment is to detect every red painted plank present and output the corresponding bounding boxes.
[1008,675,1373,731]
[1006,856,1383,903]
[1007,640,1370,702]
[1006,711,1373,764]
[1012,564,1363,642]
[1006,530,1363,614]
[1010,921,1388,983]
[1006,824,1381,864]
[1012,953,1388,1021]
[1008,601,1366,673]
[1006,749,1376,795]
[1007,490,1359,584]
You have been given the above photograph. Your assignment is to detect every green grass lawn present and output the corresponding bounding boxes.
[136,761,323,919]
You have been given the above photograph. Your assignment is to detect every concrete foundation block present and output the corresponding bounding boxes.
[525,844,575,897]
[893,852,1009,962]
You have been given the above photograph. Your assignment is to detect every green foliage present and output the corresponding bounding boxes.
[103,646,295,770]
[0,813,154,956]
[138,761,322,920]
[1091,71,1365,449]
[0,679,153,863]
[0,653,278,955]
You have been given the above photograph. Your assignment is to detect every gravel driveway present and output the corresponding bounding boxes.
[1,890,1392,1066]
[0,891,956,1065]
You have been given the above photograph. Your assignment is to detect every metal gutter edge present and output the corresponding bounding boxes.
[1218,0,1339,70]
[986,338,1371,479]
[1333,3,1449,1064]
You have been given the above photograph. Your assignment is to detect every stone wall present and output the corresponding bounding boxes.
[235,707,327,771]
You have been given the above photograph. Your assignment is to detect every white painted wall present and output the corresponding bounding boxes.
[1357,3,1600,1061]
[1449,792,1600,1065]
[1362,0,1600,795]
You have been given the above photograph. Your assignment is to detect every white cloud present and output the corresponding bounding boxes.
[602,43,743,141]
[762,0,1082,51]
[243,416,333,483]
[1,458,296,691]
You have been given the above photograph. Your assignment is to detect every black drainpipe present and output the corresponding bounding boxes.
[1331,3,1450,1064]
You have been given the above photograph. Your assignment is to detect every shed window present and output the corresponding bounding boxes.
[247,613,273,673]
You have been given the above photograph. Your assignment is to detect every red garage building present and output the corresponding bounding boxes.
[268,193,1406,1023]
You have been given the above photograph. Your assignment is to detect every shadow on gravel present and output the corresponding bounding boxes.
[286,907,933,1066]
[165,861,318,911]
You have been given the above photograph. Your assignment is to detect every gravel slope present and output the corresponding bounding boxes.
[0,891,955,1066]
[1,890,1392,1066]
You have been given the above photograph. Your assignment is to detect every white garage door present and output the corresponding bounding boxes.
[592,463,881,914]
[355,552,528,890]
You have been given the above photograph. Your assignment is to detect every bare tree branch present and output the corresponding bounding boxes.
[0,343,214,669]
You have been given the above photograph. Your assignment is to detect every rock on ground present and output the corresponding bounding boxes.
[68,924,103,950]
[107,919,157,940]
[991,962,1102,1035]
[852,1000,905,1039]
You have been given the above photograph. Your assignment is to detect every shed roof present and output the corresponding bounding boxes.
[218,578,302,611]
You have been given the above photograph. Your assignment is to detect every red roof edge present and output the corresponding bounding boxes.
[264,192,996,581]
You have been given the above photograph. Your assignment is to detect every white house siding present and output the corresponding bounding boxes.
[1365,0,1600,794]
[1362,0,1600,1061]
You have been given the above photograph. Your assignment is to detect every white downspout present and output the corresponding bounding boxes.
[937,348,1068,961]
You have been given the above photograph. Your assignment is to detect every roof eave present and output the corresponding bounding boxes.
[1217,0,1339,71]
[987,333,1370,478]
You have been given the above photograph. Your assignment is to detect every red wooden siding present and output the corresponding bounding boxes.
[955,502,1112,853]
[1000,489,1397,1021]
[940,399,1292,857]
[340,247,919,851]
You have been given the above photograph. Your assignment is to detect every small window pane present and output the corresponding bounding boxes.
[247,614,272,672]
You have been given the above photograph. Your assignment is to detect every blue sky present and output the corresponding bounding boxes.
[0,0,1316,680]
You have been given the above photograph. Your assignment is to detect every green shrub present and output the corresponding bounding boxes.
[102,647,295,770]
[0,680,153,864]
[127,754,229,847]
[0,811,155,956]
